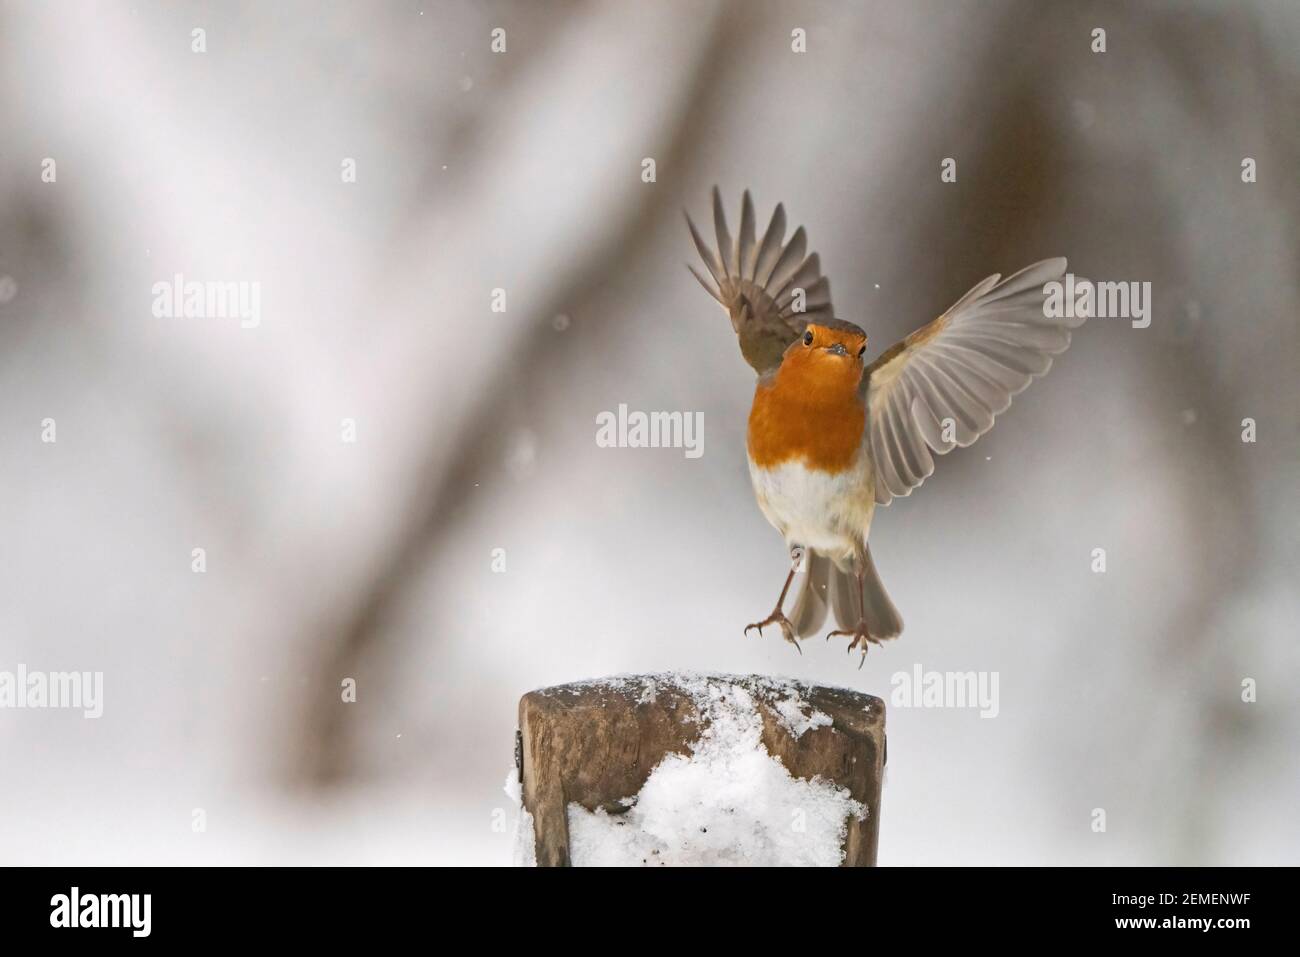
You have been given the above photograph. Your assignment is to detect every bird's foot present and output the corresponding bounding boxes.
[744,610,802,653]
[826,621,878,669]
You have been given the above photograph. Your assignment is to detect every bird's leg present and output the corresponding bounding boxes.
[826,553,877,668]
[744,546,805,652]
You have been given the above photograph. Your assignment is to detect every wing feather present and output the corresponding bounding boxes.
[774,253,824,307]
[686,216,725,287]
[738,191,757,280]
[686,189,835,376]
[712,187,736,279]
[865,258,1083,504]
[753,204,787,286]
[767,226,808,293]
[687,264,724,305]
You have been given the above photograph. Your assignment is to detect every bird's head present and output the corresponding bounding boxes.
[779,320,869,392]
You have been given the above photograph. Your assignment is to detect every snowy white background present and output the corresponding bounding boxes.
[2,0,1297,865]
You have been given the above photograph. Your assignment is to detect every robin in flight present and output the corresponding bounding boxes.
[686,188,1086,664]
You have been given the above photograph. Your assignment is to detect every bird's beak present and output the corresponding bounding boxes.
[826,343,849,357]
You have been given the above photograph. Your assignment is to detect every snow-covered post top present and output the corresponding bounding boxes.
[513,673,885,867]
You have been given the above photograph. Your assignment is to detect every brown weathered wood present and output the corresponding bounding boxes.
[517,673,885,866]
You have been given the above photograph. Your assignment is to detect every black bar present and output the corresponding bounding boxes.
[0,866,1285,944]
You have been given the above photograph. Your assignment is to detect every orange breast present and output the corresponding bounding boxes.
[748,358,866,473]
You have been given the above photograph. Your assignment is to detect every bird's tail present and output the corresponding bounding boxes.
[788,550,831,638]
[829,544,904,640]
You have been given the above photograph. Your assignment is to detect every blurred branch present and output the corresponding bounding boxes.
[293,1,757,785]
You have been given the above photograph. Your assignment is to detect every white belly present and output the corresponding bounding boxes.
[747,455,875,560]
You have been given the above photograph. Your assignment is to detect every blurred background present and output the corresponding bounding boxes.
[2,0,1297,865]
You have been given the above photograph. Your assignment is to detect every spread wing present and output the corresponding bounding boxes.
[686,187,833,376]
[863,258,1085,505]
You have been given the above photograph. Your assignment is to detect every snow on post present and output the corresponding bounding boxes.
[511,673,885,866]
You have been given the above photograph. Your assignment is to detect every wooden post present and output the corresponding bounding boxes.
[516,673,885,866]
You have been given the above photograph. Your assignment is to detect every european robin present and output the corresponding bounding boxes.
[687,188,1086,664]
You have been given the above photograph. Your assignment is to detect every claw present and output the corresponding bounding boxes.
[827,620,876,666]
[744,610,801,653]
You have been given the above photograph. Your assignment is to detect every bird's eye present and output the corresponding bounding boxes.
[803,330,814,346]
[858,344,866,358]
